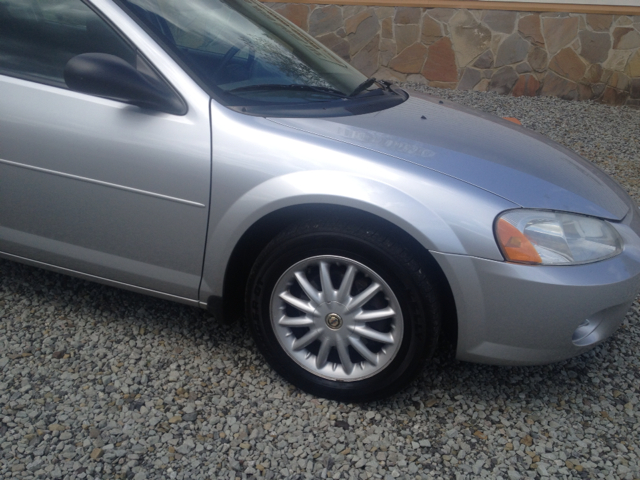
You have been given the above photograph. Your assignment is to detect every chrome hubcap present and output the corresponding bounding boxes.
[271,255,403,382]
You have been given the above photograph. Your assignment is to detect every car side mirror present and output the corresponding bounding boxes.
[64,53,186,115]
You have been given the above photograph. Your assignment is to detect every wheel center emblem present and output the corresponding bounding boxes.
[325,313,343,330]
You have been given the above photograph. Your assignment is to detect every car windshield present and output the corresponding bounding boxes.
[116,0,407,116]
[116,0,377,106]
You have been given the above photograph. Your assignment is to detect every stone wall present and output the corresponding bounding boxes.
[266,3,640,106]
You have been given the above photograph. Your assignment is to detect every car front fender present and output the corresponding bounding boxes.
[199,167,515,302]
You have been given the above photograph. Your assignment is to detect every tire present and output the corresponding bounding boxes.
[246,216,442,402]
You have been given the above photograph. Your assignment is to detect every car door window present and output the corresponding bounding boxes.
[0,0,136,87]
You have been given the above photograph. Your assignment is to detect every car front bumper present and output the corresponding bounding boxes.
[432,209,640,365]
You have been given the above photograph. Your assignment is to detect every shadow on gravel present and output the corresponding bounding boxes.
[0,258,241,352]
[389,313,639,411]
[1,257,636,409]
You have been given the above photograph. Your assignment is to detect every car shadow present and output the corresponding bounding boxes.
[1,258,637,411]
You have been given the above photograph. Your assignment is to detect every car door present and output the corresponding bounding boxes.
[0,0,211,300]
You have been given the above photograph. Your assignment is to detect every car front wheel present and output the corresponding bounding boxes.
[246,217,442,402]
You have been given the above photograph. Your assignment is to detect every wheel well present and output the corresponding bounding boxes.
[214,204,458,348]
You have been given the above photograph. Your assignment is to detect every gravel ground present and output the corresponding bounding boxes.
[1,89,640,480]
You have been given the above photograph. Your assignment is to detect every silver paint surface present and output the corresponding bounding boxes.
[0,0,212,298]
[1,0,639,367]
[0,158,206,207]
[269,92,630,221]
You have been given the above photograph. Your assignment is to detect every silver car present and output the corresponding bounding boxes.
[1,0,639,402]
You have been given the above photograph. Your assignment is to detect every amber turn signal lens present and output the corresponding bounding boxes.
[496,218,542,264]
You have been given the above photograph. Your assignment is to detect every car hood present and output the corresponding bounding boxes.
[268,90,629,220]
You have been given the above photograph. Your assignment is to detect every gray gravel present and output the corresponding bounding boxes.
[1,89,640,480]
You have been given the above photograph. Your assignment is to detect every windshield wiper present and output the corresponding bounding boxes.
[348,78,395,97]
[349,77,377,97]
[228,84,347,98]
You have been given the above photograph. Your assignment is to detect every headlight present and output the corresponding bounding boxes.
[495,210,622,265]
